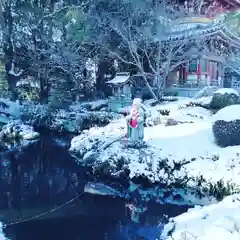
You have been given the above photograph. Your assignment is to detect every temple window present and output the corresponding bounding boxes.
[189,60,198,72]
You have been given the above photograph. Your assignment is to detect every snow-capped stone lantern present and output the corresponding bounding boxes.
[106,72,132,112]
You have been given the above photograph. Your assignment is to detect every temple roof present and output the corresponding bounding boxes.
[164,13,240,47]
[216,0,240,9]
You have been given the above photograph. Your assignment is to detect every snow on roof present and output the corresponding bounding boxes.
[212,104,240,122]
[162,193,240,240]
[215,88,239,96]
[106,72,130,85]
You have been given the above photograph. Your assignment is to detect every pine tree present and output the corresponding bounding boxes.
[48,77,73,109]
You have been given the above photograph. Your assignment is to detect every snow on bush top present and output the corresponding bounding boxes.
[162,194,240,240]
[215,88,239,96]
[213,104,240,122]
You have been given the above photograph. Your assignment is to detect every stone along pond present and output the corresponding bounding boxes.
[0,133,191,240]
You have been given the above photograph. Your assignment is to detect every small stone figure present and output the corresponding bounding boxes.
[126,99,145,147]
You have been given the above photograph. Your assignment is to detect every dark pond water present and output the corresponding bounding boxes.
[4,201,188,240]
[1,134,190,240]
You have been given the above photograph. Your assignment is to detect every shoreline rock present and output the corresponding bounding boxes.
[0,120,40,151]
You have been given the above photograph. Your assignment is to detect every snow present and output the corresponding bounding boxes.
[106,72,130,85]
[70,97,240,208]
[212,105,240,122]
[16,79,40,88]
[0,223,6,240]
[71,99,108,111]
[215,88,239,96]
[68,96,240,239]
[162,194,240,240]
[0,98,20,119]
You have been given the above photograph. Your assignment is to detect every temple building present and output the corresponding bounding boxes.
[160,2,240,96]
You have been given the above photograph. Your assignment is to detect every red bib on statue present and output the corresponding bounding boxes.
[130,118,138,128]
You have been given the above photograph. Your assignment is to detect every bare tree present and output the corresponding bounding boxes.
[91,0,209,99]
[225,53,240,76]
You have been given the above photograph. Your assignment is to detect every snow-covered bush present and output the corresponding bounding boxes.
[78,100,108,111]
[178,100,210,110]
[193,86,215,99]
[213,120,240,147]
[21,102,120,133]
[212,105,240,147]
[210,88,240,110]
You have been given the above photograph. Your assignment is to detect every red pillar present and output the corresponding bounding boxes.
[205,60,209,79]
[197,59,202,81]
[183,62,188,81]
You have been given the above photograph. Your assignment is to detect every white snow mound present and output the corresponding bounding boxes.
[162,194,240,240]
[212,105,240,122]
[215,88,239,96]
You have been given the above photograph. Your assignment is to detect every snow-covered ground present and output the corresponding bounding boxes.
[70,97,240,188]
[162,194,240,240]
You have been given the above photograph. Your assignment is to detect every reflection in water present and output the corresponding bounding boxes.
[4,213,163,240]
[0,136,85,213]
[4,197,190,240]
[4,215,118,240]
[1,135,191,239]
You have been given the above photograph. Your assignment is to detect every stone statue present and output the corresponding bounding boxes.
[126,99,145,146]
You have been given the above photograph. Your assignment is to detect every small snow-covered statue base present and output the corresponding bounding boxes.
[125,98,146,148]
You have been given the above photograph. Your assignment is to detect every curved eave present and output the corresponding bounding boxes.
[217,0,240,9]
[164,24,222,41]
[216,27,240,47]
[167,24,240,48]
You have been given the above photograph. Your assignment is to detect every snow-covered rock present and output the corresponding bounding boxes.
[210,88,240,110]
[212,105,240,147]
[0,120,40,151]
[162,194,240,240]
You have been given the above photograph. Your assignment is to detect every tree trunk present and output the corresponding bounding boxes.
[155,42,163,99]
[140,70,158,100]
[3,3,17,100]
